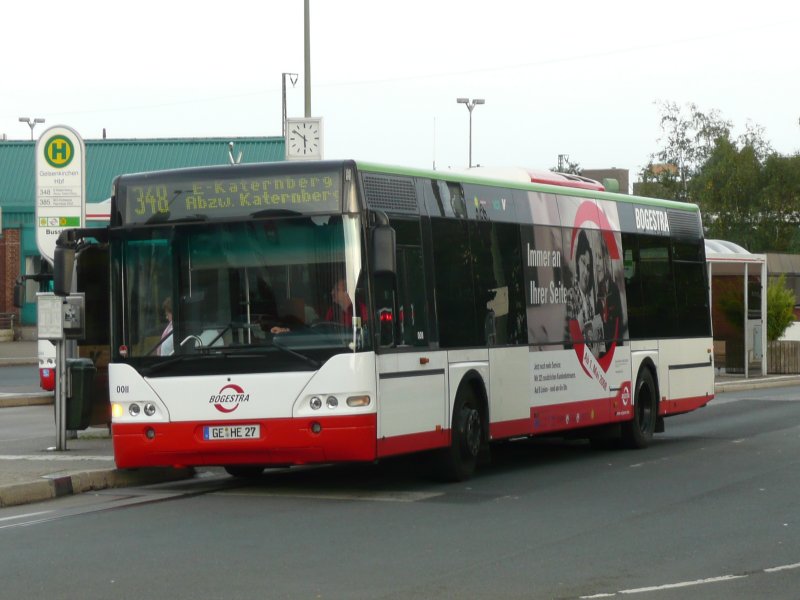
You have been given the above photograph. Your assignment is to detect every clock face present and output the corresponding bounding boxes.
[286,118,322,159]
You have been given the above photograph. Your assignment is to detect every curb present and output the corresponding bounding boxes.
[714,376,800,394]
[0,394,53,408]
[0,466,196,508]
[0,359,38,367]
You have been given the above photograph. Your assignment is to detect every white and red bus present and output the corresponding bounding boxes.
[56,160,714,480]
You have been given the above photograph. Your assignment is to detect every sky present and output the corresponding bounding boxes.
[2,0,799,181]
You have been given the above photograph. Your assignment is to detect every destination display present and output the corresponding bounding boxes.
[119,170,342,224]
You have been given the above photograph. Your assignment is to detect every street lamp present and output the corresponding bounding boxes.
[282,72,299,137]
[456,97,485,168]
[19,117,45,140]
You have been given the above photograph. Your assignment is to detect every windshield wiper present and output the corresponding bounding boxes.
[141,334,320,375]
[141,353,201,376]
[201,321,248,348]
[193,335,320,370]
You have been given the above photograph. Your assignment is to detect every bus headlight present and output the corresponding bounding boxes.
[143,403,156,416]
[326,396,339,409]
[310,396,322,410]
[128,403,141,417]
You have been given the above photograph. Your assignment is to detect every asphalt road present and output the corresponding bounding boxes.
[1,386,799,600]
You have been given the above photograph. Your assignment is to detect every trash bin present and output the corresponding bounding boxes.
[66,358,96,430]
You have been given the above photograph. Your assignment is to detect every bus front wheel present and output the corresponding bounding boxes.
[436,387,482,481]
[621,368,657,449]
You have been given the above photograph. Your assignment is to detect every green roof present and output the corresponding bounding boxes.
[0,136,285,208]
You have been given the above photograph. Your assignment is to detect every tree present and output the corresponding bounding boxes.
[759,154,800,252]
[689,137,763,245]
[639,101,732,202]
[767,274,796,341]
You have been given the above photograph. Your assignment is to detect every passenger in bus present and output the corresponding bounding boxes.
[325,278,368,326]
[159,297,174,356]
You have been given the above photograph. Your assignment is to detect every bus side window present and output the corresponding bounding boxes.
[396,246,428,347]
[374,218,430,348]
[431,180,466,220]
[448,182,467,219]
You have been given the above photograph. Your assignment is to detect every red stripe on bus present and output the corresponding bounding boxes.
[376,429,450,458]
[660,394,713,415]
[112,414,377,469]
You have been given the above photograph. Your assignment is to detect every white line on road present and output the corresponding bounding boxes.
[764,562,800,573]
[619,575,747,594]
[0,510,53,523]
[581,562,800,599]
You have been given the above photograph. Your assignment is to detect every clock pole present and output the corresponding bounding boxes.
[304,0,311,118]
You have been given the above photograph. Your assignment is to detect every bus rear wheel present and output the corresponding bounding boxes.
[436,388,482,481]
[621,368,657,449]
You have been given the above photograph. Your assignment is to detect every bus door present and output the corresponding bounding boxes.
[374,226,447,457]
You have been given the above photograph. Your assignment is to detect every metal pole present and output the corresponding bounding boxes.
[304,0,311,118]
[762,259,768,376]
[468,108,474,168]
[744,263,749,379]
[282,74,288,137]
[456,98,484,168]
[281,73,299,138]
[55,338,67,450]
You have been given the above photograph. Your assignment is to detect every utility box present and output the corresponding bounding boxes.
[66,358,96,430]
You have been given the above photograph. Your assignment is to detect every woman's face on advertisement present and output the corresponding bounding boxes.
[578,250,591,292]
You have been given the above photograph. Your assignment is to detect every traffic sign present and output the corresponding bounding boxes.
[35,126,86,265]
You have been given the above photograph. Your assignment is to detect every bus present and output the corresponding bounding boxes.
[54,160,714,480]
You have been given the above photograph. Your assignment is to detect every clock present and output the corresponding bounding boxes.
[285,117,323,160]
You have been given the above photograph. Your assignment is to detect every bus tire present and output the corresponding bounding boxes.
[621,368,657,449]
[436,387,482,481]
[224,465,265,478]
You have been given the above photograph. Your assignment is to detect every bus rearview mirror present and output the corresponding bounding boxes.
[53,246,75,297]
[371,226,396,276]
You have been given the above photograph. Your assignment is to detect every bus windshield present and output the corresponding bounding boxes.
[112,214,369,371]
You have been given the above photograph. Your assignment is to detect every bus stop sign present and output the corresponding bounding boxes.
[35,125,86,265]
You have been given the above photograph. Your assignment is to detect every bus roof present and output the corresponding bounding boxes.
[354,160,700,213]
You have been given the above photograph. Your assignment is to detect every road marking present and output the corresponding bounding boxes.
[764,562,800,573]
[619,575,746,594]
[581,563,800,598]
[0,510,53,523]
[221,488,443,503]
[0,454,113,462]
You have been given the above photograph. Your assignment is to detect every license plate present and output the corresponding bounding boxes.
[203,424,260,440]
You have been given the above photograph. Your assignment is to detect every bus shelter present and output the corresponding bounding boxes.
[705,239,767,378]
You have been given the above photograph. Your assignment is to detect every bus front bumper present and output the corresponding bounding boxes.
[112,414,377,469]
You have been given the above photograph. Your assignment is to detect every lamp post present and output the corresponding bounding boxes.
[282,72,299,137]
[19,117,45,140]
[456,98,484,168]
